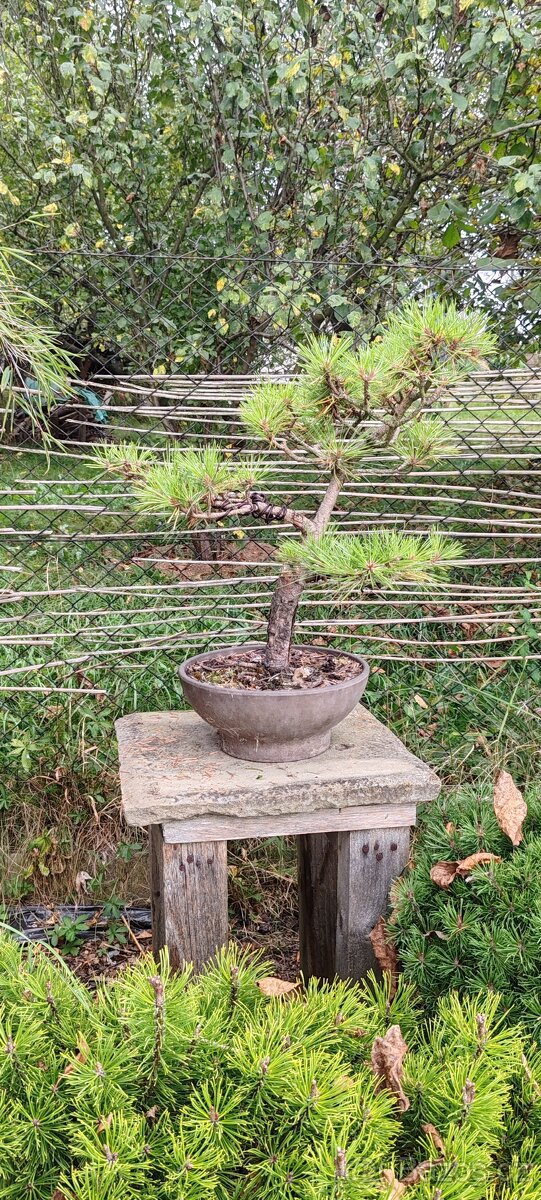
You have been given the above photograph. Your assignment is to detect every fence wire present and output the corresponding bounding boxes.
[1,251,541,830]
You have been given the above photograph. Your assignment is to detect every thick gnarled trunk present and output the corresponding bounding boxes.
[265,566,306,674]
[264,474,344,674]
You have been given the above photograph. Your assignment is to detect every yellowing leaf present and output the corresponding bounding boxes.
[153,364,166,376]
[78,10,93,29]
[216,277,226,292]
[256,976,299,998]
[207,308,217,318]
[328,52,341,68]
[0,181,8,195]
[284,61,301,80]
[82,44,97,65]
[493,769,527,846]
[387,162,401,177]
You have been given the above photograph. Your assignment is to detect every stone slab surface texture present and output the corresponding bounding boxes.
[117,706,440,826]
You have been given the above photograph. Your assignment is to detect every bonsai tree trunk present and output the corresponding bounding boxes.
[265,565,306,674]
[265,473,343,674]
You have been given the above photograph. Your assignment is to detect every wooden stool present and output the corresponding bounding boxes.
[116,707,440,980]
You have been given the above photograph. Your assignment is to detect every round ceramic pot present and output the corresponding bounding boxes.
[178,643,369,762]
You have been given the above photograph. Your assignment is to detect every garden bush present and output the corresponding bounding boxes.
[390,784,541,1039]
[0,938,540,1198]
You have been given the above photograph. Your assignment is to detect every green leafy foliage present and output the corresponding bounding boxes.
[1,1,540,366]
[390,783,541,1040]
[0,938,538,1199]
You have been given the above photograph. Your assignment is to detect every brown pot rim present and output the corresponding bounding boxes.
[178,643,369,697]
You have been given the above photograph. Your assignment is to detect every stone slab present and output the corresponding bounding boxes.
[116,707,440,827]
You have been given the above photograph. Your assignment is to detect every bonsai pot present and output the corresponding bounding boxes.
[178,643,369,763]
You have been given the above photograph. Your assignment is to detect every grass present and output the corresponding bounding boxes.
[1,444,541,909]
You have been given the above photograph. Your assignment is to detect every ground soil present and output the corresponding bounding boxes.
[186,645,364,691]
[62,913,299,989]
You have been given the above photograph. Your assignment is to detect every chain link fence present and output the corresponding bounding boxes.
[2,249,541,902]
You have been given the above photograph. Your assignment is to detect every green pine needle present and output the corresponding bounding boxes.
[280,529,462,592]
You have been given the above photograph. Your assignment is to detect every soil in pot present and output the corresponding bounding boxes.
[184,645,365,691]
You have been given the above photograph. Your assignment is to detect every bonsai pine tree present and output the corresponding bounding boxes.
[96,299,495,678]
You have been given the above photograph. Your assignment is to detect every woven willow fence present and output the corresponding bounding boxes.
[3,366,541,699]
[1,252,541,723]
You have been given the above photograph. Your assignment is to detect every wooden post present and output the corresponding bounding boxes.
[149,826,228,971]
[298,826,411,981]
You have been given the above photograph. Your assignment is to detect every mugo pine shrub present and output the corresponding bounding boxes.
[0,938,540,1198]
[390,784,541,1039]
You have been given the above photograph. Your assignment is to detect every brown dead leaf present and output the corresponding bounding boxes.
[75,870,92,896]
[422,1123,446,1155]
[401,1158,444,1186]
[369,918,398,998]
[456,852,501,876]
[430,861,459,888]
[96,1113,113,1133]
[414,693,429,710]
[59,1035,89,1079]
[371,1025,409,1112]
[430,852,501,888]
[381,1168,407,1198]
[256,977,299,998]
[494,769,527,846]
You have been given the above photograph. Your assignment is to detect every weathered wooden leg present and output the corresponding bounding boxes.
[298,825,411,981]
[298,832,338,981]
[149,825,228,971]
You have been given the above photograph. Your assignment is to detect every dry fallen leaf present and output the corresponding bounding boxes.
[59,1036,89,1079]
[381,1168,407,1198]
[371,1025,409,1112]
[369,917,398,998]
[422,1123,446,1155]
[430,860,459,888]
[456,852,501,876]
[75,870,92,896]
[414,693,429,710]
[494,769,527,846]
[430,852,501,889]
[256,976,299,998]
[401,1158,444,1186]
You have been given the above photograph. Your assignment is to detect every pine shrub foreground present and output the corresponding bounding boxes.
[391,785,541,1038]
[1,940,541,1199]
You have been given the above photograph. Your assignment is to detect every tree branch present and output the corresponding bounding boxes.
[197,491,315,535]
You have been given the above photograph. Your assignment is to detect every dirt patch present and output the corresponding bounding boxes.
[134,538,276,581]
[186,645,364,691]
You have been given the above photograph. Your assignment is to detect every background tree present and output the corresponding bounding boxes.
[0,0,540,370]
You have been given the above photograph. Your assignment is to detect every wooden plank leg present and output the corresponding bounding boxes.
[298,832,338,981]
[298,826,411,982]
[149,825,228,972]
